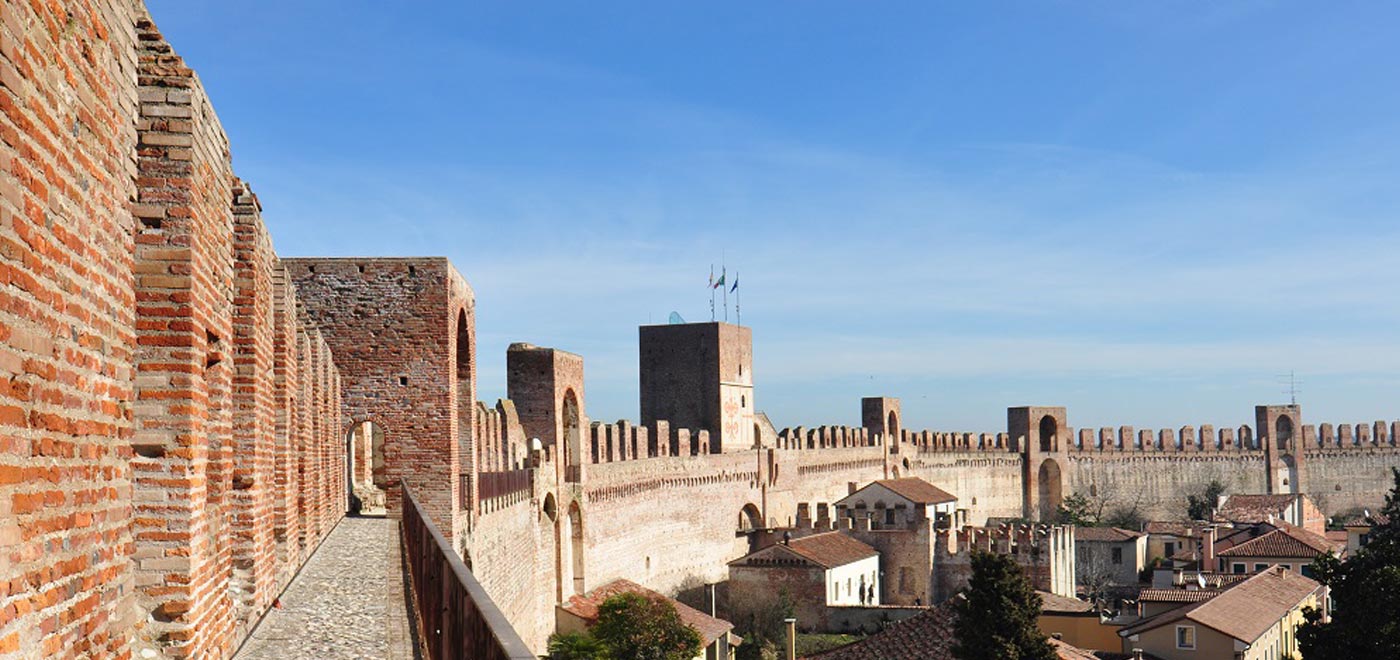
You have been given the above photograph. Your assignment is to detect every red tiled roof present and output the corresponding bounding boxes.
[1121,567,1323,643]
[1138,588,1222,604]
[1214,494,1299,524]
[1074,526,1143,542]
[1037,590,1094,613]
[787,532,879,568]
[803,599,1112,660]
[872,478,958,505]
[560,579,733,643]
[1217,526,1332,559]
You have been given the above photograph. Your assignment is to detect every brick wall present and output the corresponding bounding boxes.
[0,1,140,657]
[284,258,472,534]
[1,5,348,658]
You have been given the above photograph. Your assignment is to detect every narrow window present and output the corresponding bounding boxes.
[1112,547,1123,565]
[1176,625,1196,649]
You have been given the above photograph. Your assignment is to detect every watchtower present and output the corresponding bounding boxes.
[639,322,753,453]
[1009,406,1069,522]
[1258,404,1305,494]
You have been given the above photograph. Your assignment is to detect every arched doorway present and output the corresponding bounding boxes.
[887,411,900,442]
[1037,459,1063,521]
[562,389,581,481]
[346,421,387,516]
[1275,416,1294,451]
[456,310,473,474]
[1039,415,1058,453]
[1279,455,1298,493]
[562,502,585,596]
[739,504,762,533]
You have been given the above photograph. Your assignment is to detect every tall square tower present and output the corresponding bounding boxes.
[639,322,754,453]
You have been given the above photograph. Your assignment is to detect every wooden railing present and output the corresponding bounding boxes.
[401,481,534,660]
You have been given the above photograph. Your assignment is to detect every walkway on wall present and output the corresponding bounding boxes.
[235,517,420,660]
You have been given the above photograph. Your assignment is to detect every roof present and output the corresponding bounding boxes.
[733,533,880,570]
[1144,521,1196,537]
[787,533,879,568]
[1138,588,1222,604]
[873,478,958,505]
[1120,566,1323,644]
[1074,526,1143,543]
[1037,590,1094,613]
[559,579,733,643]
[803,598,1117,660]
[1214,494,1299,524]
[1217,526,1332,559]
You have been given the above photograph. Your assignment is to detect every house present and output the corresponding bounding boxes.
[832,477,958,605]
[1075,527,1148,588]
[1037,590,1125,652]
[1143,522,1197,562]
[834,477,959,530]
[1118,566,1325,660]
[557,578,739,660]
[802,596,1122,660]
[1342,511,1389,555]
[728,531,881,629]
[1215,524,1337,578]
[1213,493,1326,535]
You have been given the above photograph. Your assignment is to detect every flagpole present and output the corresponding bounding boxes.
[709,264,715,322]
[722,265,728,323]
[735,271,741,326]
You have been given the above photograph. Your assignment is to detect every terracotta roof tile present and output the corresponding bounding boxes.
[1214,494,1299,524]
[787,532,879,568]
[1138,588,1222,603]
[1074,526,1143,542]
[1217,526,1332,559]
[803,599,1111,660]
[1037,590,1094,613]
[1121,567,1322,643]
[560,579,733,643]
[872,478,958,505]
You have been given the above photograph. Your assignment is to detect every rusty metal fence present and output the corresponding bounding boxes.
[401,481,535,660]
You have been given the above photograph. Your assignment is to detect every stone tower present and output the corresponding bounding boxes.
[1009,406,1070,522]
[639,322,754,453]
[1258,404,1305,494]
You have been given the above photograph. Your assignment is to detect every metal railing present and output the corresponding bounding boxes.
[478,469,531,501]
[401,480,535,660]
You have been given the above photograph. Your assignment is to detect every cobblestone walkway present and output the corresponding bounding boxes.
[235,516,419,660]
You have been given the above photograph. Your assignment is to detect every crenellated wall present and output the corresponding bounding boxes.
[0,6,349,658]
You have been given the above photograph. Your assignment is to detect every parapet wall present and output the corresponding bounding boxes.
[0,6,350,659]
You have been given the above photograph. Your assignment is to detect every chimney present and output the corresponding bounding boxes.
[1203,525,1218,573]
[848,481,859,496]
[784,618,797,660]
[1132,650,1144,660]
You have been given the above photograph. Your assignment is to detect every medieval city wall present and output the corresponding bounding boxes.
[0,1,141,657]
[1,6,351,658]
[1303,420,1400,515]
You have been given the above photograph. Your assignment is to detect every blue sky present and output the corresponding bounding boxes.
[146,1,1400,434]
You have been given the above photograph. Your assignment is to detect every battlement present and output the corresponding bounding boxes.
[587,418,712,461]
[1060,420,1400,453]
[935,523,1075,556]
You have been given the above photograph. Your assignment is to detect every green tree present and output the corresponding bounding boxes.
[548,631,611,660]
[1296,467,1400,659]
[1055,492,1097,526]
[732,588,795,660]
[951,551,1058,660]
[591,592,705,660]
[1186,480,1226,521]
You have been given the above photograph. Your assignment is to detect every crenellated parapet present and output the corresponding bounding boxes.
[586,418,712,462]
[931,524,1077,600]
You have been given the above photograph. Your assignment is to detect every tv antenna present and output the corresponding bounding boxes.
[1276,371,1301,405]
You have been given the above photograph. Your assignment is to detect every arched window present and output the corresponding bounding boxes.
[1039,415,1058,452]
[1275,416,1294,452]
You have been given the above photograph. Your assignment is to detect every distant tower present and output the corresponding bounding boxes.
[639,322,753,454]
[861,397,902,445]
[1009,406,1069,522]
[1258,404,1304,494]
[507,343,586,480]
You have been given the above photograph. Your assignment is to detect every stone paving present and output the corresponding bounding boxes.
[235,516,420,660]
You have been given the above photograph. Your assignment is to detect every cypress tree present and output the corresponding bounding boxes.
[951,551,1058,660]
[1297,468,1400,659]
